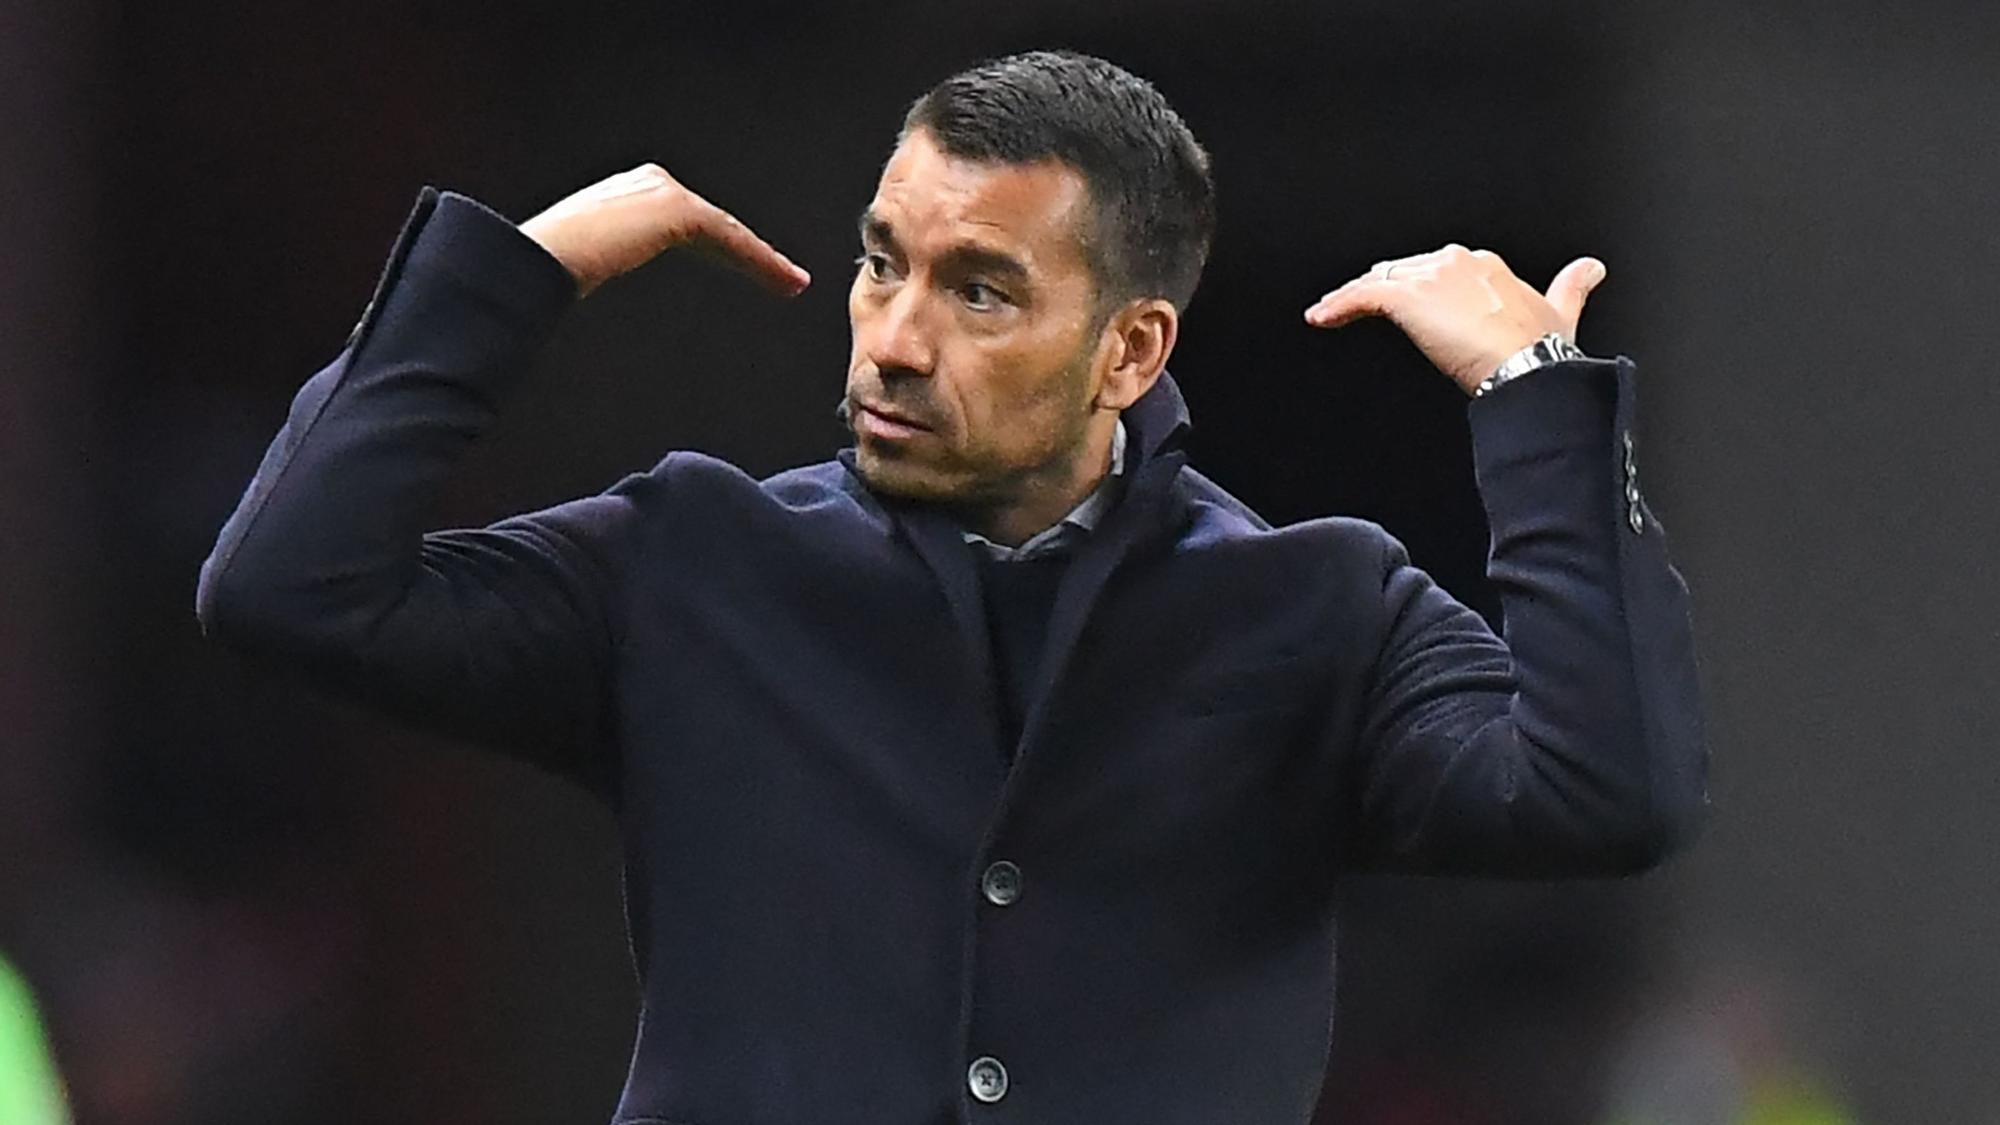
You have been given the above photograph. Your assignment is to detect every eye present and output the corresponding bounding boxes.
[959,281,1009,310]
[854,252,895,282]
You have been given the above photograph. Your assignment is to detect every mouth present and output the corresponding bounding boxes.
[852,400,934,441]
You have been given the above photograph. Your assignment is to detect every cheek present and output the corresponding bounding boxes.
[844,284,869,361]
[954,345,1088,459]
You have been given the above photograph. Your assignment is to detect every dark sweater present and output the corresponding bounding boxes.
[197,189,1707,1125]
[975,549,1071,756]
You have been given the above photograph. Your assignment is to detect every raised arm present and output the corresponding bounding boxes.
[197,167,808,799]
[1306,248,1708,876]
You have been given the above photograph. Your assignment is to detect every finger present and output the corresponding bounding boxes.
[1303,278,1401,329]
[1306,246,1452,326]
[694,204,813,296]
[600,163,681,200]
[1366,251,1443,283]
[1543,256,1607,333]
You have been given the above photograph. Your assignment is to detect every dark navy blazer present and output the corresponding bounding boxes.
[198,189,1706,1125]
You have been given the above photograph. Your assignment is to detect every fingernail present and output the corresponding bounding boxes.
[1587,260,1607,286]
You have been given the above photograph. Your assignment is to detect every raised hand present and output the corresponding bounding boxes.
[519,163,811,299]
[1303,246,1605,395]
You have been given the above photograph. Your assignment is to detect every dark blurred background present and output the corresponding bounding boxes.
[3,1,1996,1122]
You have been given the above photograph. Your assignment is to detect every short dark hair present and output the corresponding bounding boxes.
[901,50,1216,314]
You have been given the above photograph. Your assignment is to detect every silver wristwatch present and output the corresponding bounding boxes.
[1475,332,1586,397]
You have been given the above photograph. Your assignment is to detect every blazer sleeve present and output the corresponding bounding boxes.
[1341,358,1709,877]
[196,187,647,803]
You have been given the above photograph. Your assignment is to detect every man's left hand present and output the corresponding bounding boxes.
[1304,246,1606,395]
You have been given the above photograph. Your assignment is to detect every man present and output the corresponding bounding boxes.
[199,50,1705,1125]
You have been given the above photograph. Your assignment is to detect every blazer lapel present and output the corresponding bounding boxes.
[892,503,1008,768]
[1013,447,1187,764]
[832,370,1194,773]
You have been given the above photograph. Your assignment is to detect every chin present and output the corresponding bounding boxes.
[853,446,970,502]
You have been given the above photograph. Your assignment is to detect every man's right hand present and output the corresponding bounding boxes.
[519,163,811,299]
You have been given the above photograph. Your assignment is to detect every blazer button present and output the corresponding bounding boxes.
[981,861,1022,906]
[968,1055,1009,1103]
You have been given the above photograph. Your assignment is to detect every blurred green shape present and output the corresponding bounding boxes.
[1743,1071,1860,1125]
[0,953,71,1125]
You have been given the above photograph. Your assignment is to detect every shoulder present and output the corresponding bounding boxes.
[627,451,888,533]
[1137,466,1412,652]
[1170,464,1399,572]
[759,458,878,515]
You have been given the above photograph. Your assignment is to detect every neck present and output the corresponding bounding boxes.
[959,412,1118,547]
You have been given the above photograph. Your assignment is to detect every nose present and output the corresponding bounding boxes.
[863,281,937,378]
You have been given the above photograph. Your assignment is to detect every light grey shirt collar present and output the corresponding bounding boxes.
[962,419,1127,562]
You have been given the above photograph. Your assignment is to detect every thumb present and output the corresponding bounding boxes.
[1544,256,1607,336]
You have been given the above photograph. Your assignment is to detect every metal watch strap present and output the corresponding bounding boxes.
[1475,332,1586,397]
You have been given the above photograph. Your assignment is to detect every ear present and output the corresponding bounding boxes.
[1092,298,1179,412]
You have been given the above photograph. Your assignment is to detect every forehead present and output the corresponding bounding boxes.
[866,128,1092,275]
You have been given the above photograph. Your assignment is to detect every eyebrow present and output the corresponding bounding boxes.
[858,209,1033,286]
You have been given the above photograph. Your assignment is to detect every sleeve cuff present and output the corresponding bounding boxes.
[1465,357,1630,474]
[400,189,580,331]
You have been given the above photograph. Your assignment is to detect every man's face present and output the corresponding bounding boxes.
[845,127,1109,506]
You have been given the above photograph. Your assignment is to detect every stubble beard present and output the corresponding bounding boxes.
[850,348,1100,516]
